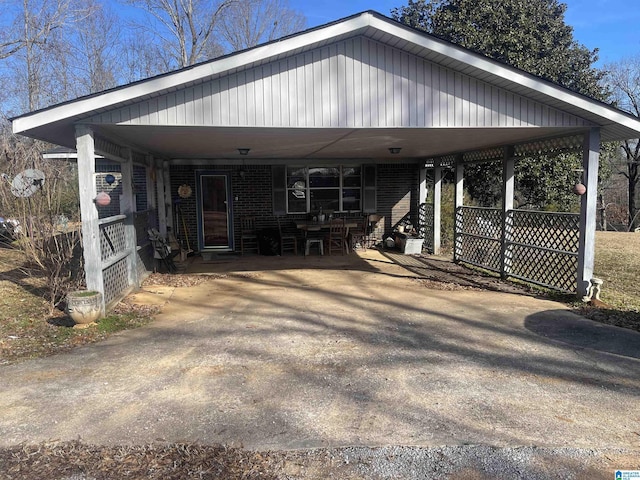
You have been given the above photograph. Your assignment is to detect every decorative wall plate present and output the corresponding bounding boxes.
[178,184,192,198]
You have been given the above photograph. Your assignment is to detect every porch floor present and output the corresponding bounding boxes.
[1,249,639,466]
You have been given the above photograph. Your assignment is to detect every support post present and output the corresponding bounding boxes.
[501,146,515,279]
[453,155,464,262]
[433,159,442,255]
[163,160,173,239]
[121,149,139,288]
[75,125,105,314]
[146,155,156,212]
[418,164,429,251]
[156,158,168,237]
[577,128,600,297]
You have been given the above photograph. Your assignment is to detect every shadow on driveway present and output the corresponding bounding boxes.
[525,309,640,360]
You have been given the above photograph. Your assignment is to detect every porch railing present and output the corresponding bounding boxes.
[99,215,131,306]
[455,207,579,292]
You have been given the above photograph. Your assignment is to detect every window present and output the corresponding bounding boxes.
[286,166,362,213]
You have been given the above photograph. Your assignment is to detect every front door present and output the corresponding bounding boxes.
[197,172,233,251]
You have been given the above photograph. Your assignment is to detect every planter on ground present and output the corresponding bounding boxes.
[66,290,103,326]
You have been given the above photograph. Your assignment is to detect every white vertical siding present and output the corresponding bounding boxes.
[86,36,592,129]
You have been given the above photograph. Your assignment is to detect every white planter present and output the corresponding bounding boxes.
[66,290,103,325]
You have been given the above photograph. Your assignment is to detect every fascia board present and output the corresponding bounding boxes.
[13,14,373,135]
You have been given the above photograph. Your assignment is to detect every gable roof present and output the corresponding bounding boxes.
[11,10,640,156]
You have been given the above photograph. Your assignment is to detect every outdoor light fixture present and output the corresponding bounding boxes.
[238,148,250,155]
[389,147,402,154]
[239,169,246,180]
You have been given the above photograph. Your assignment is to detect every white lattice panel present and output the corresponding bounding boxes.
[103,257,130,305]
[455,207,502,272]
[100,220,126,263]
[420,203,434,252]
[506,210,579,292]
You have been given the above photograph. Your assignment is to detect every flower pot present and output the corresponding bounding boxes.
[66,290,103,325]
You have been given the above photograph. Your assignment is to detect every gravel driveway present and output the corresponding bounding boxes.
[1,250,638,478]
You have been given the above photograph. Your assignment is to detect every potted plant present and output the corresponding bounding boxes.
[65,290,103,326]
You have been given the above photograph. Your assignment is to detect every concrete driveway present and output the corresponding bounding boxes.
[1,250,639,454]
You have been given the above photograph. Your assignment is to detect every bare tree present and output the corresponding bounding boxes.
[0,122,83,311]
[217,0,306,51]
[68,0,121,95]
[605,57,640,230]
[0,0,92,114]
[121,30,170,83]
[123,0,235,68]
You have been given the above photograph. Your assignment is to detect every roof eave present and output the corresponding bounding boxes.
[12,12,375,135]
[12,10,640,142]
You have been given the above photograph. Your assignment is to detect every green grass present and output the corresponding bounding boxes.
[593,231,640,311]
[574,231,640,332]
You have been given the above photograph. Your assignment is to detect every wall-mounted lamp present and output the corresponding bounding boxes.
[238,148,250,156]
[239,169,246,180]
[389,147,402,155]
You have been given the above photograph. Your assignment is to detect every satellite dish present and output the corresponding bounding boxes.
[11,169,45,198]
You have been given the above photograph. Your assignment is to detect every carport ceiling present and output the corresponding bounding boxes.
[94,125,588,160]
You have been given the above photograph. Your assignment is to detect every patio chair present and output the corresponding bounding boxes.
[148,228,177,273]
[328,218,347,255]
[240,216,259,255]
[347,215,367,251]
[276,216,298,256]
[365,214,383,248]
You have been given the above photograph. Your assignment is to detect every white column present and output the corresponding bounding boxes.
[75,125,105,314]
[433,159,442,255]
[146,155,156,212]
[501,146,515,279]
[163,160,173,239]
[577,128,600,296]
[120,149,139,288]
[418,164,428,241]
[156,158,168,237]
[453,155,464,262]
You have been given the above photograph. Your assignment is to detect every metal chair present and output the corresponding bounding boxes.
[328,218,346,255]
[240,216,259,254]
[276,216,298,255]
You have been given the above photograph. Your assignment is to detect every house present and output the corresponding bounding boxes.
[11,11,640,312]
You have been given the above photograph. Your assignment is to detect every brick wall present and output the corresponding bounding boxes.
[169,164,275,251]
[168,162,418,252]
[95,160,122,219]
[375,163,419,239]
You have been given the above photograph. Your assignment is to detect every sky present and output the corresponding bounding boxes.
[289,0,640,66]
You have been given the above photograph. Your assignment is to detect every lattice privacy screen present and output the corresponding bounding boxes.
[455,207,502,273]
[99,217,133,307]
[419,203,434,252]
[506,210,579,292]
[455,207,580,292]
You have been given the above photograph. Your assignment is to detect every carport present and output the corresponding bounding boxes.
[10,10,640,312]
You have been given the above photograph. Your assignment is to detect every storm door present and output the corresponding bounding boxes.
[197,172,233,251]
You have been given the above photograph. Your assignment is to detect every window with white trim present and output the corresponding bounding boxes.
[286,166,362,213]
